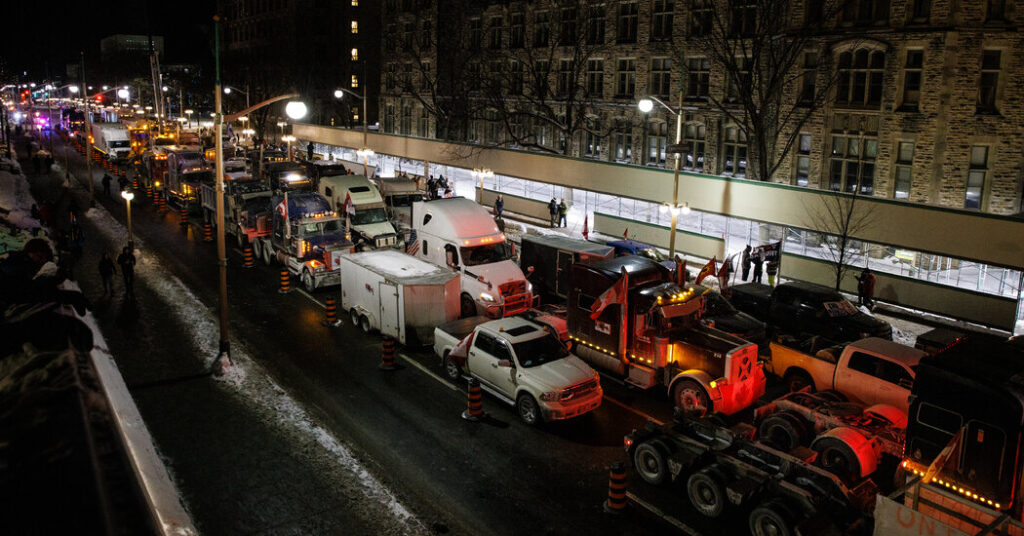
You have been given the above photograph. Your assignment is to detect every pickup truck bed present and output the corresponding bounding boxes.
[436,316,490,343]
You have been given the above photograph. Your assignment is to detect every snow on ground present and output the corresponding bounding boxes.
[85,206,426,534]
[0,159,46,253]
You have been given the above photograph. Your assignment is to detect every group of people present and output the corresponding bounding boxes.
[740,245,780,286]
[547,198,568,227]
[100,172,130,197]
[426,175,452,200]
[98,246,137,300]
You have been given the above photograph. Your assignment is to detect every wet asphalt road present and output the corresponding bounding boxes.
[39,129,739,536]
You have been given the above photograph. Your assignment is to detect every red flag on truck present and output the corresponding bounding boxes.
[696,257,717,285]
[717,256,733,290]
[590,267,629,320]
[449,330,475,361]
[582,214,589,240]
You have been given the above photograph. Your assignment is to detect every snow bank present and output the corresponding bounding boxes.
[0,159,44,238]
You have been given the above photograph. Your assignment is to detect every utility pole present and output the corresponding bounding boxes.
[212,15,232,371]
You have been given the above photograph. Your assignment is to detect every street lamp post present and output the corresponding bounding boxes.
[638,93,685,258]
[223,85,250,109]
[121,190,135,247]
[334,86,370,177]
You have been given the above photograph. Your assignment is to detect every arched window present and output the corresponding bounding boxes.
[682,122,705,171]
[836,49,885,107]
[722,126,747,177]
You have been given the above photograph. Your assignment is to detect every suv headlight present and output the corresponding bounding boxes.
[539,391,561,402]
[480,292,497,302]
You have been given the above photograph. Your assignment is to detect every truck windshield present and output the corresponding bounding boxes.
[460,242,512,266]
[295,219,342,235]
[388,194,422,207]
[351,207,388,225]
[110,140,130,148]
[513,334,568,368]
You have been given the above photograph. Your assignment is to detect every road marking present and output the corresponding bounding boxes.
[626,492,702,536]
[296,288,326,309]
[602,396,664,426]
[397,353,459,392]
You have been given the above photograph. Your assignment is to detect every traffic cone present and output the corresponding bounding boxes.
[461,378,486,421]
[146,185,153,201]
[322,296,341,326]
[179,206,188,227]
[603,462,628,514]
[242,244,254,268]
[133,177,139,190]
[379,335,397,369]
[202,222,213,242]
[278,270,291,293]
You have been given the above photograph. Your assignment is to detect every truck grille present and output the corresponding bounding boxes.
[562,378,598,401]
[500,281,527,297]
[498,280,531,316]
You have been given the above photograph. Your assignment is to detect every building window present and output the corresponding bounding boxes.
[690,0,713,36]
[586,59,604,97]
[418,108,429,137]
[647,122,667,167]
[617,1,639,43]
[420,62,432,91]
[351,48,359,61]
[400,105,412,135]
[795,134,811,186]
[557,59,573,96]
[829,135,877,194]
[510,61,525,94]
[614,132,633,162]
[534,11,550,47]
[616,58,636,97]
[488,16,503,49]
[722,126,747,177]
[911,0,930,22]
[585,120,603,159]
[587,6,606,45]
[422,21,431,48]
[799,51,817,104]
[510,12,525,48]
[978,49,1001,113]
[649,57,671,98]
[894,141,914,200]
[351,20,358,33]
[842,0,890,25]
[403,62,413,87]
[470,18,483,49]
[386,24,397,51]
[835,49,885,108]
[351,74,359,88]
[385,63,397,90]
[731,0,757,35]
[727,56,751,102]
[685,58,710,100]
[901,50,923,111]
[560,7,578,43]
[384,104,395,133]
[965,146,988,210]
[651,0,674,41]
[682,122,705,171]
[987,0,1007,21]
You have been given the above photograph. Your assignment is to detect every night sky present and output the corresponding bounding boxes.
[1,0,214,80]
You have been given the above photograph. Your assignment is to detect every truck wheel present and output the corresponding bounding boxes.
[812,437,860,483]
[749,500,796,536]
[758,411,810,451]
[442,351,462,382]
[783,369,814,393]
[633,442,669,485]
[460,294,476,318]
[672,380,711,417]
[516,393,541,426]
[261,241,272,266]
[301,270,314,292]
[360,315,372,333]
[687,467,726,518]
[350,308,360,326]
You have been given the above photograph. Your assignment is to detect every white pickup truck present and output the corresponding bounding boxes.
[434,316,602,425]
[768,336,925,413]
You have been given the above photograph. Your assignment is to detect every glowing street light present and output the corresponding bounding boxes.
[637,94,685,258]
[285,101,307,120]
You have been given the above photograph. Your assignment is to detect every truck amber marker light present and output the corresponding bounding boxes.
[902,460,1001,508]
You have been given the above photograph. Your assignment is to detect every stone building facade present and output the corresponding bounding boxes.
[380,0,1024,216]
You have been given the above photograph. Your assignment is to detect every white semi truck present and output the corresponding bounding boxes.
[318,174,399,249]
[90,123,131,161]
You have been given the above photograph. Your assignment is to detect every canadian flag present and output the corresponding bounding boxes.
[582,214,589,240]
[448,330,475,361]
[717,256,733,290]
[590,267,629,320]
[623,228,629,239]
[696,257,717,285]
[344,191,356,215]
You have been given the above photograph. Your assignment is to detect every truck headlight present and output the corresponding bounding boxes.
[539,391,561,402]
[480,292,496,302]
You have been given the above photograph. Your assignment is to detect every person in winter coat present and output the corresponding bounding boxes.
[494,195,504,218]
[857,267,876,308]
[752,252,764,284]
[102,173,113,196]
[741,245,752,281]
[557,199,568,227]
[766,258,779,287]
[548,198,558,226]
[117,246,136,300]
[98,252,116,296]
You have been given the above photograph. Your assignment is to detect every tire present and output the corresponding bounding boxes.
[783,369,815,393]
[360,315,372,333]
[813,437,860,483]
[749,500,796,536]
[516,393,541,426]
[632,442,669,486]
[301,270,314,292]
[261,241,273,266]
[758,411,810,451]
[350,308,360,326]
[686,467,727,518]
[460,294,477,318]
[672,379,711,417]
[442,351,462,382]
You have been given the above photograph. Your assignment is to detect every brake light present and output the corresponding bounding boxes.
[624,437,633,448]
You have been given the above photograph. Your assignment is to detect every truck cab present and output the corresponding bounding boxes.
[264,162,312,194]
[372,176,424,231]
[411,198,534,319]
[319,174,399,249]
[163,146,214,209]
[255,193,353,290]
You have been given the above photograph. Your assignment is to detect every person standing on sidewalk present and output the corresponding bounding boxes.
[102,172,113,196]
[741,245,752,281]
[857,267,876,309]
[117,246,136,300]
[766,258,778,287]
[752,251,764,284]
[98,252,116,297]
[494,195,504,218]
[548,198,558,226]
[557,199,568,227]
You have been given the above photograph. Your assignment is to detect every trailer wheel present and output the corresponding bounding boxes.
[758,410,810,451]
[749,499,796,536]
[442,351,462,382]
[783,369,815,393]
[350,308,361,326]
[686,467,726,518]
[813,437,860,483]
[301,270,314,292]
[261,241,273,266]
[632,442,669,485]
[516,393,541,426]
[460,294,476,318]
[672,380,711,417]
[360,315,372,333]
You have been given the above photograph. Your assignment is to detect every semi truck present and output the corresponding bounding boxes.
[339,250,460,345]
[263,161,311,193]
[90,123,131,161]
[372,176,424,232]
[252,192,353,291]
[519,234,614,300]
[161,146,214,210]
[319,174,399,249]
[568,255,764,415]
[410,198,534,319]
[199,169,273,247]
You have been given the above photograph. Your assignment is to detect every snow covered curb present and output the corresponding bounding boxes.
[86,205,426,534]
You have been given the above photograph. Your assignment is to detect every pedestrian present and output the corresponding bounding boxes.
[117,246,136,300]
[857,267,876,309]
[102,173,113,196]
[766,258,778,287]
[98,252,116,297]
[548,198,558,226]
[752,252,764,284]
[741,245,752,281]
[118,174,128,192]
[494,195,504,218]
[306,141,314,161]
[557,199,568,227]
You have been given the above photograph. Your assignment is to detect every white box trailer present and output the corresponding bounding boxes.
[340,250,460,345]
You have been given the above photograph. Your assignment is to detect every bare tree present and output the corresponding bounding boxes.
[682,0,849,182]
[805,187,876,290]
